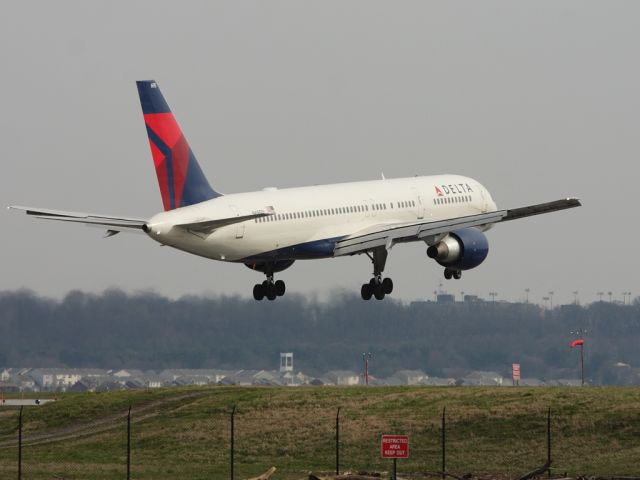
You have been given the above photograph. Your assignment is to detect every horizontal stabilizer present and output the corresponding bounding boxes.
[8,206,147,231]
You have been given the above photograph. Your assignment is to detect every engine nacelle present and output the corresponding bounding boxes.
[426,228,489,271]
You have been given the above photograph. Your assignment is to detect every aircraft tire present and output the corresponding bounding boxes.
[253,284,264,301]
[374,285,385,300]
[275,280,286,296]
[361,284,373,300]
[444,269,453,280]
[266,283,277,301]
[453,270,462,280]
[382,277,393,294]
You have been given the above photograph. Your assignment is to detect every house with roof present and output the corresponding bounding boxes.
[461,371,504,386]
[391,370,428,385]
[323,370,361,386]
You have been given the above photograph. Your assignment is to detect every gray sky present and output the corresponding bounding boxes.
[2,1,637,305]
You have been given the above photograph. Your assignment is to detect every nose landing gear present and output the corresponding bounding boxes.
[443,268,462,280]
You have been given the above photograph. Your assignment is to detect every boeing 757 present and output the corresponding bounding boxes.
[10,81,581,301]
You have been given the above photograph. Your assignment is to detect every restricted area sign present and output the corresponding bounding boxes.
[512,363,521,381]
[381,435,409,458]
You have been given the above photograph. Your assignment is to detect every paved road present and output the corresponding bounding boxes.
[0,399,55,406]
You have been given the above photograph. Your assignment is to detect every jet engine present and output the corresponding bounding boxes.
[426,228,489,270]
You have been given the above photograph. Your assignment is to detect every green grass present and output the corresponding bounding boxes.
[1,386,640,479]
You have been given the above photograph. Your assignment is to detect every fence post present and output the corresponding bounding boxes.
[127,405,131,480]
[18,406,23,480]
[547,407,551,478]
[441,406,446,479]
[230,405,236,480]
[335,407,341,475]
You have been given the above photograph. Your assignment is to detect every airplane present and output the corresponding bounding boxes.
[10,80,581,301]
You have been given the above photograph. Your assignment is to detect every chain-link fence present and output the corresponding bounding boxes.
[1,388,639,480]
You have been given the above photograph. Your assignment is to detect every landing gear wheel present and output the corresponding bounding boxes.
[266,283,277,301]
[361,283,373,300]
[253,284,264,301]
[444,269,453,280]
[453,270,462,280]
[374,284,386,300]
[274,280,286,296]
[382,277,393,294]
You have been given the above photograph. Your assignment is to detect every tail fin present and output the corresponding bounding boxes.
[136,80,222,211]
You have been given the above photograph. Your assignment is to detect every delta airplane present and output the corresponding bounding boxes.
[10,81,581,301]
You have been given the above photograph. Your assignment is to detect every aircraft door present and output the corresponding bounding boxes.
[415,195,425,219]
[363,200,370,217]
[480,188,489,213]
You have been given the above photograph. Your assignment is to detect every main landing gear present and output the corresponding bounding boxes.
[361,276,393,300]
[253,274,286,301]
[443,268,462,280]
[361,247,393,301]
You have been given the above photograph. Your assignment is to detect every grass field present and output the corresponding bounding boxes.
[1,386,639,479]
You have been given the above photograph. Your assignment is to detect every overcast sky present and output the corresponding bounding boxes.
[2,1,638,305]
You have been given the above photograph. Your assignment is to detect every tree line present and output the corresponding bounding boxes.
[1,289,639,383]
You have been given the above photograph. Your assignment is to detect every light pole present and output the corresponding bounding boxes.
[489,291,498,303]
[542,296,550,309]
[525,288,530,304]
[608,291,613,303]
[548,291,554,310]
[597,291,604,302]
[362,352,372,386]
[460,291,465,303]
[573,291,579,305]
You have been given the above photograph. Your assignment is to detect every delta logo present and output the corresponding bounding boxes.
[435,184,474,196]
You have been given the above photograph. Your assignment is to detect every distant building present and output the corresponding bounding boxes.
[391,370,427,385]
[437,294,455,304]
[463,295,481,303]
[280,353,293,373]
[323,371,361,386]
[30,368,107,391]
[462,371,504,386]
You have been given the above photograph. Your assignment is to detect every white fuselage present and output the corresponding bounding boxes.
[145,174,497,263]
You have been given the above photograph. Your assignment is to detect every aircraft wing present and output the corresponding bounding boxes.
[8,206,147,233]
[333,197,581,256]
[175,212,274,234]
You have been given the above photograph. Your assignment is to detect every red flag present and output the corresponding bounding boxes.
[570,339,584,348]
